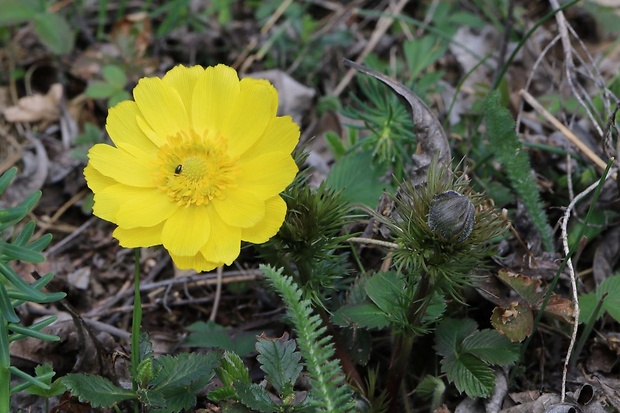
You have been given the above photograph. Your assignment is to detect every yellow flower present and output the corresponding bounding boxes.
[84,64,299,271]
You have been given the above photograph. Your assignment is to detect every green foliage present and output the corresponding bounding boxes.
[259,183,352,301]
[62,374,136,407]
[0,168,66,413]
[212,335,308,412]
[579,274,620,324]
[482,91,555,251]
[333,271,446,334]
[22,364,65,398]
[261,265,356,413]
[183,320,259,358]
[435,318,519,398]
[387,159,506,299]
[325,150,392,209]
[71,122,105,161]
[415,375,446,411]
[0,0,74,54]
[341,74,416,181]
[63,334,219,412]
[84,65,131,107]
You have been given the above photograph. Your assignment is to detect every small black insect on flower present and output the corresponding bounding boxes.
[174,165,183,175]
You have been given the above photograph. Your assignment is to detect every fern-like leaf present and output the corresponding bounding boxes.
[483,91,554,251]
[260,265,355,413]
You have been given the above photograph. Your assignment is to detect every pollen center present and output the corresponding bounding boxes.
[155,129,238,206]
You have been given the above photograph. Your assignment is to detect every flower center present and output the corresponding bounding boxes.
[155,129,238,206]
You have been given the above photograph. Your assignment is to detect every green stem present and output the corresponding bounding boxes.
[131,248,142,413]
[386,274,433,412]
[0,317,9,413]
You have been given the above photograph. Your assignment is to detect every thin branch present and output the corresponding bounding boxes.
[558,165,613,402]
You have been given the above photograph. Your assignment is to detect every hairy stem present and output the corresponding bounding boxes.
[386,274,433,412]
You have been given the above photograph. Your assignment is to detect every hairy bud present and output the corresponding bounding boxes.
[428,190,475,242]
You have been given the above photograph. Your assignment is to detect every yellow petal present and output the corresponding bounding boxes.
[191,64,240,136]
[136,115,166,147]
[133,77,190,139]
[237,152,298,199]
[161,206,211,256]
[224,78,278,157]
[113,223,164,248]
[170,252,221,272]
[87,144,158,188]
[162,65,204,123]
[106,101,159,153]
[244,116,299,160]
[91,183,127,222]
[115,188,178,228]
[200,209,241,264]
[241,196,287,243]
[212,188,265,228]
[84,163,116,194]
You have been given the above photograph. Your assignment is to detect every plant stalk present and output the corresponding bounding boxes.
[131,248,142,413]
[386,273,433,413]
[0,333,9,413]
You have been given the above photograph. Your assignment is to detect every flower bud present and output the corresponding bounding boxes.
[428,190,475,242]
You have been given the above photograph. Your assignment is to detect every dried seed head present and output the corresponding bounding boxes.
[428,190,475,242]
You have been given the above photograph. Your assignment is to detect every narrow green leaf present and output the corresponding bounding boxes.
[8,322,60,342]
[8,317,57,342]
[9,366,50,390]
[0,261,46,301]
[435,318,477,357]
[61,374,136,407]
[332,302,390,329]
[0,241,44,263]
[25,233,52,253]
[0,283,19,323]
[256,335,302,396]
[578,292,600,324]
[9,220,35,246]
[442,353,495,398]
[0,168,17,194]
[0,319,10,368]
[33,12,75,54]
[461,329,520,365]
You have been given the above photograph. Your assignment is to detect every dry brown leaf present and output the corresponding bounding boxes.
[3,83,63,123]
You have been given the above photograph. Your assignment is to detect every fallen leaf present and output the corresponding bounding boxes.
[3,83,63,123]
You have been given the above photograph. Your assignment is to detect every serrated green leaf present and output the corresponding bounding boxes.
[62,374,136,407]
[422,292,446,325]
[215,351,250,389]
[85,81,117,99]
[256,335,302,396]
[101,65,127,89]
[150,352,218,390]
[139,329,153,365]
[365,271,405,316]
[235,382,278,413]
[184,321,258,357]
[33,12,74,54]
[0,0,38,25]
[24,364,65,397]
[490,302,533,342]
[435,318,477,357]
[415,374,445,410]
[332,302,390,329]
[442,353,495,398]
[325,150,389,208]
[461,329,520,365]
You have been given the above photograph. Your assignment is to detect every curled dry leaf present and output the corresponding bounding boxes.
[3,83,63,123]
[343,59,450,187]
